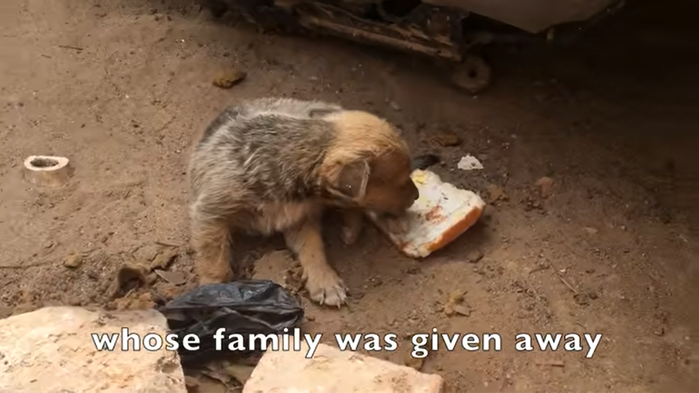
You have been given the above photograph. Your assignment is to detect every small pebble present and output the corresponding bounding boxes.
[467,250,484,263]
[212,69,247,89]
[535,176,554,198]
[430,130,462,147]
[404,354,424,371]
[63,252,83,268]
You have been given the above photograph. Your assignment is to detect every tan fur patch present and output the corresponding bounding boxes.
[321,110,418,214]
[323,110,410,163]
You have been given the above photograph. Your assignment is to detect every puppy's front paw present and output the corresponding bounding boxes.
[304,267,348,307]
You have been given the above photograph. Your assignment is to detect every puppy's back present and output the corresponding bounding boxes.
[189,104,338,203]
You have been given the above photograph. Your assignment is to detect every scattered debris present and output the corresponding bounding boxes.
[108,263,149,300]
[212,69,247,89]
[535,360,565,367]
[486,184,508,203]
[573,289,597,306]
[583,227,598,235]
[149,248,179,271]
[535,176,554,198]
[556,272,578,295]
[467,250,484,263]
[155,240,179,248]
[451,304,471,317]
[58,44,84,51]
[63,252,83,268]
[283,264,305,296]
[457,154,484,170]
[523,196,543,211]
[430,130,462,147]
[406,265,422,274]
[0,259,52,269]
[154,269,187,286]
[529,263,550,275]
[653,326,665,337]
[404,350,425,371]
[0,258,56,269]
[389,101,401,111]
[443,289,471,317]
[573,293,590,306]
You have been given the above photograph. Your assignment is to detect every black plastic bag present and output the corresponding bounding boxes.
[158,279,304,365]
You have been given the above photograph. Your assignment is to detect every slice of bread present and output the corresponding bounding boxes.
[368,169,486,258]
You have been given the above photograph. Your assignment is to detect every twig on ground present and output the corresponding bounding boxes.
[155,241,179,248]
[58,45,83,51]
[535,361,565,367]
[557,273,578,295]
[0,260,53,269]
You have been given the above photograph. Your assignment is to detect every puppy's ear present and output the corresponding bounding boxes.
[326,159,370,201]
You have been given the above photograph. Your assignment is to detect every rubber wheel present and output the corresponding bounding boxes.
[450,55,491,94]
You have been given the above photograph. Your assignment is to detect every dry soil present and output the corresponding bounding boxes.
[0,0,697,392]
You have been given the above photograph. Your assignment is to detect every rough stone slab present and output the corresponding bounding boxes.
[243,341,444,393]
[0,306,187,393]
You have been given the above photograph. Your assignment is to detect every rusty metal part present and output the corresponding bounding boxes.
[294,2,465,61]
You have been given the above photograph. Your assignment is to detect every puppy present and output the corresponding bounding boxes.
[187,97,419,307]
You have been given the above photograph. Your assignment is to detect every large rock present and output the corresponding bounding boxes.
[0,306,187,393]
[243,341,444,393]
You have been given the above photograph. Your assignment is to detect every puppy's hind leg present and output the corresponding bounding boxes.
[284,218,348,307]
[190,218,234,285]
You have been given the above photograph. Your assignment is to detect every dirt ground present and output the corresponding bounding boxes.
[0,0,696,391]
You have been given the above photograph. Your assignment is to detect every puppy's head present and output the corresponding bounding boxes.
[320,111,419,215]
